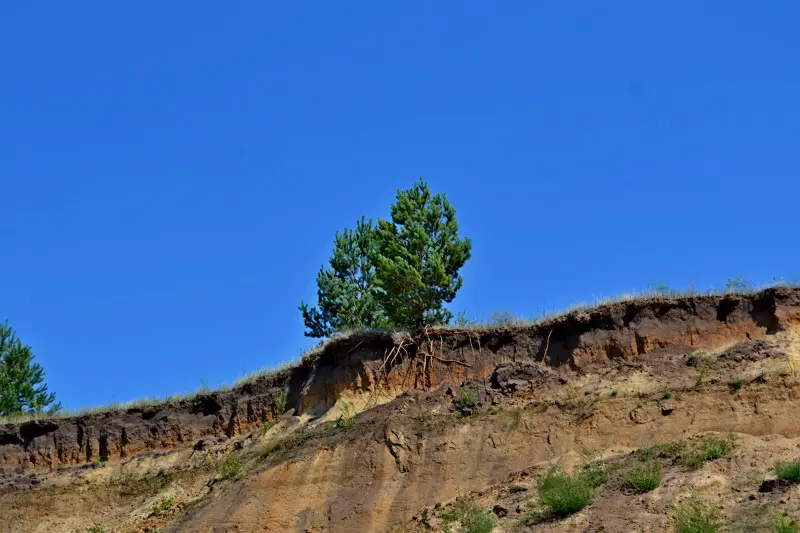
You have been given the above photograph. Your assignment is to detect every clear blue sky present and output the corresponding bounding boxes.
[2,2,799,410]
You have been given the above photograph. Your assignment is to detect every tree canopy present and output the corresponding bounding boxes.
[299,217,389,337]
[373,178,472,328]
[0,322,60,417]
[300,178,471,336]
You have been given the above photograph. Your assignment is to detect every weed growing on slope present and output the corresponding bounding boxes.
[220,453,242,479]
[536,465,595,517]
[275,390,288,414]
[682,435,735,469]
[150,496,175,517]
[775,461,800,483]
[627,459,662,493]
[730,377,744,391]
[439,497,496,533]
[86,525,105,533]
[774,511,800,533]
[634,440,685,461]
[260,430,310,460]
[454,387,477,411]
[672,495,721,533]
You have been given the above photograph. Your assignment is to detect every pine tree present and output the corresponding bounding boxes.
[0,322,60,417]
[373,178,472,329]
[299,217,389,337]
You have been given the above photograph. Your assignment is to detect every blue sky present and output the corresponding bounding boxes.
[2,2,799,410]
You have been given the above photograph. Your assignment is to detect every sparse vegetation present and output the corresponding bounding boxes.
[663,389,673,399]
[439,497,496,533]
[774,511,800,533]
[672,495,721,533]
[537,465,595,517]
[261,430,310,460]
[627,459,662,493]
[220,453,242,479]
[454,387,477,411]
[682,435,735,469]
[87,525,105,533]
[507,408,522,429]
[150,496,175,517]
[611,388,617,397]
[775,460,800,483]
[276,390,288,414]
[688,351,704,367]
[634,440,685,461]
[730,377,743,391]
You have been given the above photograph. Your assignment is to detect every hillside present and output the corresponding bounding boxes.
[2,287,800,532]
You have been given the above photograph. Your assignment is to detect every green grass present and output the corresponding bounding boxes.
[220,453,242,479]
[275,390,288,414]
[774,512,800,533]
[439,497,496,533]
[682,435,735,469]
[775,461,800,483]
[687,351,705,367]
[730,377,744,391]
[86,525,105,533]
[537,466,595,517]
[150,496,175,517]
[663,389,673,399]
[260,430,310,460]
[454,387,477,411]
[611,388,617,397]
[627,459,662,493]
[672,495,721,533]
[634,440,685,461]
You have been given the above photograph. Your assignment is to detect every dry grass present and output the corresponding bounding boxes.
[3,281,795,426]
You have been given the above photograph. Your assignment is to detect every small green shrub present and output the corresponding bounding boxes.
[150,496,175,516]
[775,461,800,483]
[508,408,522,429]
[627,459,662,493]
[220,453,242,479]
[687,351,704,366]
[439,497,496,533]
[682,435,735,469]
[774,511,800,533]
[730,377,743,391]
[663,389,673,399]
[577,460,610,489]
[611,388,618,397]
[276,390,288,414]
[537,466,594,517]
[454,387,477,411]
[486,406,503,415]
[87,525,105,533]
[672,495,721,533]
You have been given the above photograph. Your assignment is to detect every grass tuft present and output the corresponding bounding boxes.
[537,465,595,517]
[775,461,800,483]
[672,494,721,533]
[774,511,800,533]
[682,435,735,469]
[454,387,477,411]
[634,440,685,461]
[627,459,662,493]
[150,496,175,517]
[220,453,242,479]
[439,497,496,533]
[730,377,743,391]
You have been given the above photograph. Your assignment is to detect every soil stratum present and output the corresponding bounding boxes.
[4,287,800,532]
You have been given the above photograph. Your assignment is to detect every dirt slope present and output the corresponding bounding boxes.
[3,287,800,532]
